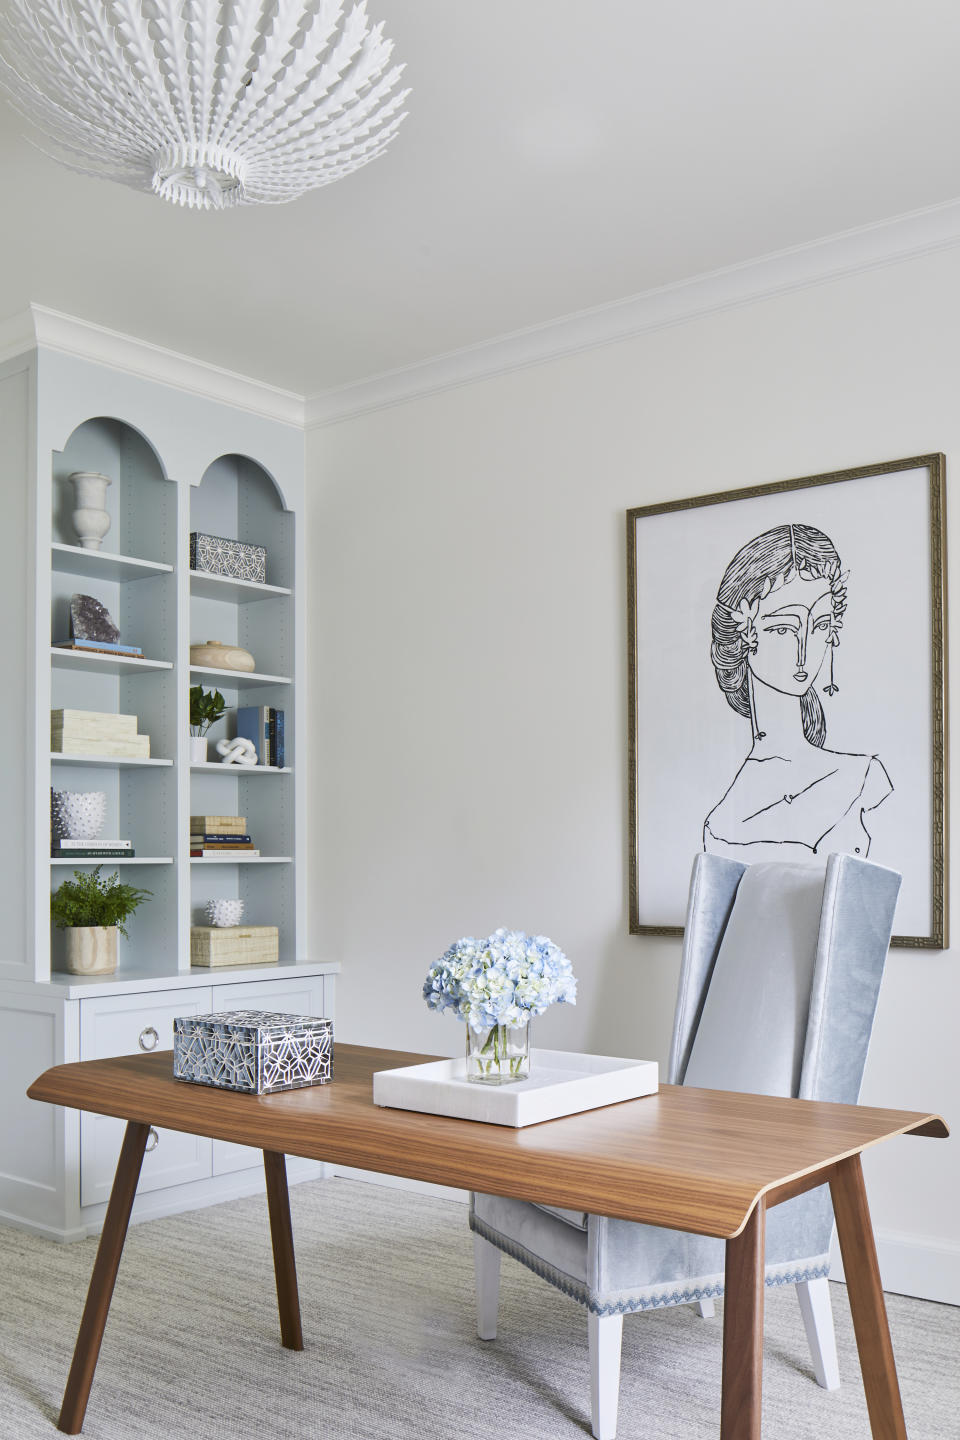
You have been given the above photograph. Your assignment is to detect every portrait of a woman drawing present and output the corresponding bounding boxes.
[627,455,946,945]
[703,522,893,861]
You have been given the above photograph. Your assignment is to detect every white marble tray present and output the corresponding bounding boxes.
[372,1048,659,1127]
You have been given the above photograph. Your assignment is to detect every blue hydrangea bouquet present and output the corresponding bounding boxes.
[423,928,577,1085]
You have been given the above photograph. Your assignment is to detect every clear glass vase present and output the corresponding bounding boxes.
[465,1022,531,1085]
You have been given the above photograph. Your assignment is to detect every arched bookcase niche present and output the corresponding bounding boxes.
[188,452,297,961]
[52,415,173,567]
[48,415,178,979]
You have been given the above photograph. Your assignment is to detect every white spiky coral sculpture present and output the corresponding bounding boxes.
[0,1,409,209]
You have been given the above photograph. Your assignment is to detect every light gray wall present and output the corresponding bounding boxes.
[306,243,960,1297]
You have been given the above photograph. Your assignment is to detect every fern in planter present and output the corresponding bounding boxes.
[51,867,152,938]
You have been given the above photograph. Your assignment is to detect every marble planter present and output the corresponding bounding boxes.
[65,926,118,975]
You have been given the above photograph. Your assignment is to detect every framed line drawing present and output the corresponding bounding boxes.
[627,454,947,948]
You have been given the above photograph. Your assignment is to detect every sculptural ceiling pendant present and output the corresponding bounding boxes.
[0,1,409,210]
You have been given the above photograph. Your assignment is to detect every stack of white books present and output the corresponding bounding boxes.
[51,709,151,759]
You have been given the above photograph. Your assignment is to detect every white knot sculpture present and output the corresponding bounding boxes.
[216,737,258,767]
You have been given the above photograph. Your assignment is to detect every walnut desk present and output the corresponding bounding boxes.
[28,1044,947,1439]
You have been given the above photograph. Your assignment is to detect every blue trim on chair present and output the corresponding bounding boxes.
[471,1208,830,1316]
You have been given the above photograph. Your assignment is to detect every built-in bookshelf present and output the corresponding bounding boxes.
[0,328,332,1241]
[39,418,304,980]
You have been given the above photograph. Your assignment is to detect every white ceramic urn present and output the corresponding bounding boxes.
[69,471,112,551]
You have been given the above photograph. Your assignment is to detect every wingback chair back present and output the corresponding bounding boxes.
[469,852,902,1440]
[671,851,900,1102]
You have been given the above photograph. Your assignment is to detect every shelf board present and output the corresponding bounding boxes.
[190,665,291,689]
[51,856,174,865]
[190,762,291,775]
[190,855,293,864]
[51,543,173,583]
[50,753,173,769]
[189,569,291,603]
[50,646,173,675]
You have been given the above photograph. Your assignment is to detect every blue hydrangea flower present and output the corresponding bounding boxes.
[422,929,577,1032]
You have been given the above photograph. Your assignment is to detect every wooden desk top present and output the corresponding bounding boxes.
[29,1044,947,1239]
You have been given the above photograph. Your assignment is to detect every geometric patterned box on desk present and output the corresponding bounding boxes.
[173,1011,333,1094]
[190,531,267,584]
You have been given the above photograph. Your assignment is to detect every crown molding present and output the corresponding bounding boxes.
[0,308,39,368]
[306,196,960,429]
[0,304,306,428]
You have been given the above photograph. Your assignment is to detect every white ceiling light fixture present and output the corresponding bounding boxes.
[0,1,409,211]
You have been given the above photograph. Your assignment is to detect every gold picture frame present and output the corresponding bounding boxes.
[628,454,947,948]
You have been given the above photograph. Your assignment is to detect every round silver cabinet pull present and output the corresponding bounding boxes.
[138,1026,159,1052]
[145,1128,159,1153]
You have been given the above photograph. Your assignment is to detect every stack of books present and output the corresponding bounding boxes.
[52,837,136,860]
[51,709,151,759]
[190,815,260,858]
[237,705,285,768]
[53,639,144,658]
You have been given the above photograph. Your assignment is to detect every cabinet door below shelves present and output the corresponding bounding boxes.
[209,975,328,1175]
[79,989,213,1207]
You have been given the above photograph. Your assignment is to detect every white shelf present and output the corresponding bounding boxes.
[190,855,293,864]
[189,570,291,603]
[190,762,291,775]
[189,665,291,689]
[50,646,173,675]
[42,960,338,999]
[51,856,174,866]
[51,543,173,582]
[50,753,173,769]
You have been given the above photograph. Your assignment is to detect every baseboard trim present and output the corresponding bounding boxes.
[831,1229,960,1306]
[0,1205,88,1244]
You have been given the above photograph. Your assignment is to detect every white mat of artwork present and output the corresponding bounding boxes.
[372,1049,659,1127]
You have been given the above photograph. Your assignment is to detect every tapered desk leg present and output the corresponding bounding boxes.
[58,1120,150,1435]
[830,1155,906,1440]
[721,1197,765,1440]
[263,1150,304,1351]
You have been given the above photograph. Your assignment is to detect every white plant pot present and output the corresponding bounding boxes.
[189,736,209,764]
[51,789,107,840]
[69,471,112,551]
[65,926,118,975]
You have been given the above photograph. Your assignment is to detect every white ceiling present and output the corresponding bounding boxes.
[2,0,960,399]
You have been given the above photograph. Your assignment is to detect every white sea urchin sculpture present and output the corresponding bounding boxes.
[0,1,409,210]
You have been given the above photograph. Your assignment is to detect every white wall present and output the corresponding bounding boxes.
[307,244,960,1300]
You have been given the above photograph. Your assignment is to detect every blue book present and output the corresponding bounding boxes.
[275,708,285,769]
[56,639,144,656]
[236,706,262,764]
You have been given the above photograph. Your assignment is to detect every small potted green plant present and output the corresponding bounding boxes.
[189,684,226,763]
[51,867,152,975]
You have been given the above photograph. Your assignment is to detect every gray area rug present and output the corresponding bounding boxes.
[0,1177,956,1439]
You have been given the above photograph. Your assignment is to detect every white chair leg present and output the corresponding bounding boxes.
[473,1233,501,1340]
[797,1276,840,1390]
[588,1311,623,1440]
[696,1298,716,1318]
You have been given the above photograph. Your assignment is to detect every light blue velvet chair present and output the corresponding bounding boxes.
[470,853,902,1440]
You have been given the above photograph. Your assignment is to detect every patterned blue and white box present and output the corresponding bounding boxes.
[189,531,267,584]
[173,1010,333,1094]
